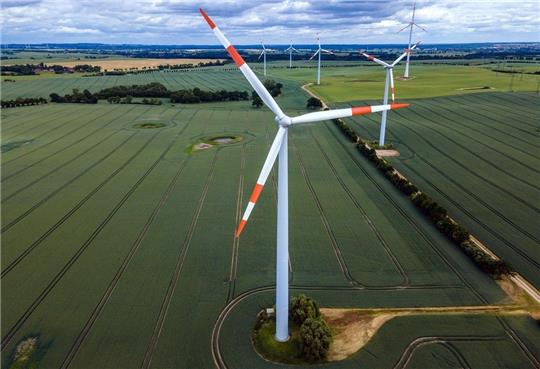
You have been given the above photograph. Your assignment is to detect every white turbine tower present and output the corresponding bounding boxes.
[200,8,410,342]
[361,42,420,146]
[284,42,299,68]
[309,37,333,85]
[398,2,426,79]
[259,42,268,76]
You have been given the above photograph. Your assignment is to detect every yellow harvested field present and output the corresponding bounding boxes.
[56,58,224,70]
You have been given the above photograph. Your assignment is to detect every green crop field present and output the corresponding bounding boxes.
[1,63,539,369]
[338,92,540,290]
[266,62,540,101]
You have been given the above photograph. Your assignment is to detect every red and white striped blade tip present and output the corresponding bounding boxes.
[391,103,410,110]
[199,8,216,29]
[235,220,246,238]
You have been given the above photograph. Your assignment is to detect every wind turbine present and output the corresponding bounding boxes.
[258,42,268,76]
[200,8,410,342]
[284,42,299,68]
[309,36,333,85]
[361,42,420,146]
[398,2,426,79]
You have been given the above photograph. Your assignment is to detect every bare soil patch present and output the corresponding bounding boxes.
[321,308,396,361]
[376,149,400,157]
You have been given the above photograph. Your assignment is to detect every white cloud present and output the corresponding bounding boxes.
[1,0,539,44]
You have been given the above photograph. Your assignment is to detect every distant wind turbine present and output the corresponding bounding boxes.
[200,7,410,342]
[361,42,420,146]
[258,42,268,76]
[284,42,299,68]
[309,36,333,85]
[398,2,426,79]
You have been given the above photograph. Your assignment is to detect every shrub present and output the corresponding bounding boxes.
[306,97,323,109]
[290,294,320,325]
[299,318,332,361]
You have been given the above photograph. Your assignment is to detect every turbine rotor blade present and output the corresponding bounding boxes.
[290,103,410,125]
[390,69,395,102]
[200,8,285,118]
[258,50,265,60]
[236,127,287,237]
[397,24,411,33]
[361,52,390,67]
[414,23,427,32]
[321,48,334,54]
[308,50,320,61]
[391,41,420,66]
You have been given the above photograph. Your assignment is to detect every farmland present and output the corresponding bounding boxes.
[339,92,540,290]
[1,61,540,369]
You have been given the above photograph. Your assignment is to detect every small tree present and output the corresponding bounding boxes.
[290,294,320,325]
[306,97,323,109]
[299,318,332,361]
[251,91,263,108]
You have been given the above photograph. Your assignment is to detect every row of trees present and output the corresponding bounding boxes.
[73,64,101,73]
[96,82,169,98]
[170,88,249,103]
[106,96,162,105]
[1,97,48,108]
[49,84,250,105]
[50,89,98,104]
[333,117,514,279]
[2,64,37,75]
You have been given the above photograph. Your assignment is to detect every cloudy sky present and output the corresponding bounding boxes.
[1,0,539,45]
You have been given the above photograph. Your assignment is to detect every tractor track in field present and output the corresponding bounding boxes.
[310,131,411,287]
[0,124,183,349]
[59,150,192,369]
[212,284,460,369]
[290,136,364,287]
[390,110,540,244]
[323,122,489,304]
[1,107,72,139]
[1,131,137,234]
[2,106,125,166]
[399,160,540,270]
[412,100,540,164]
[430,96,539,144]
[1,105,140,183]
[426,94,540,146]
[140,150,219,369]
[226,143,246,303]
[1,107,67,137]
[466,93,539,128]
[393,335,506,369]
[0,131,159,280]
[448,94,536,137]
[391,108,540,215]
[356,111,540,263]
[3,130,122,202]
[395,107,540,192]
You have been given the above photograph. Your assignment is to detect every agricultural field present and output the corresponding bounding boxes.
[1,50,123,65]
[340,92,540,290]
[267,62,540,101]
[1,62,539,369]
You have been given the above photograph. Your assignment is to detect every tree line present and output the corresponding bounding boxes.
[48,83,251,105]
[333,117,514,279]
[1,97,48,108]
[1,63,101,76]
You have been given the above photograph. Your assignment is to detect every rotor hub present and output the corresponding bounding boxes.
[275,115,291,127]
